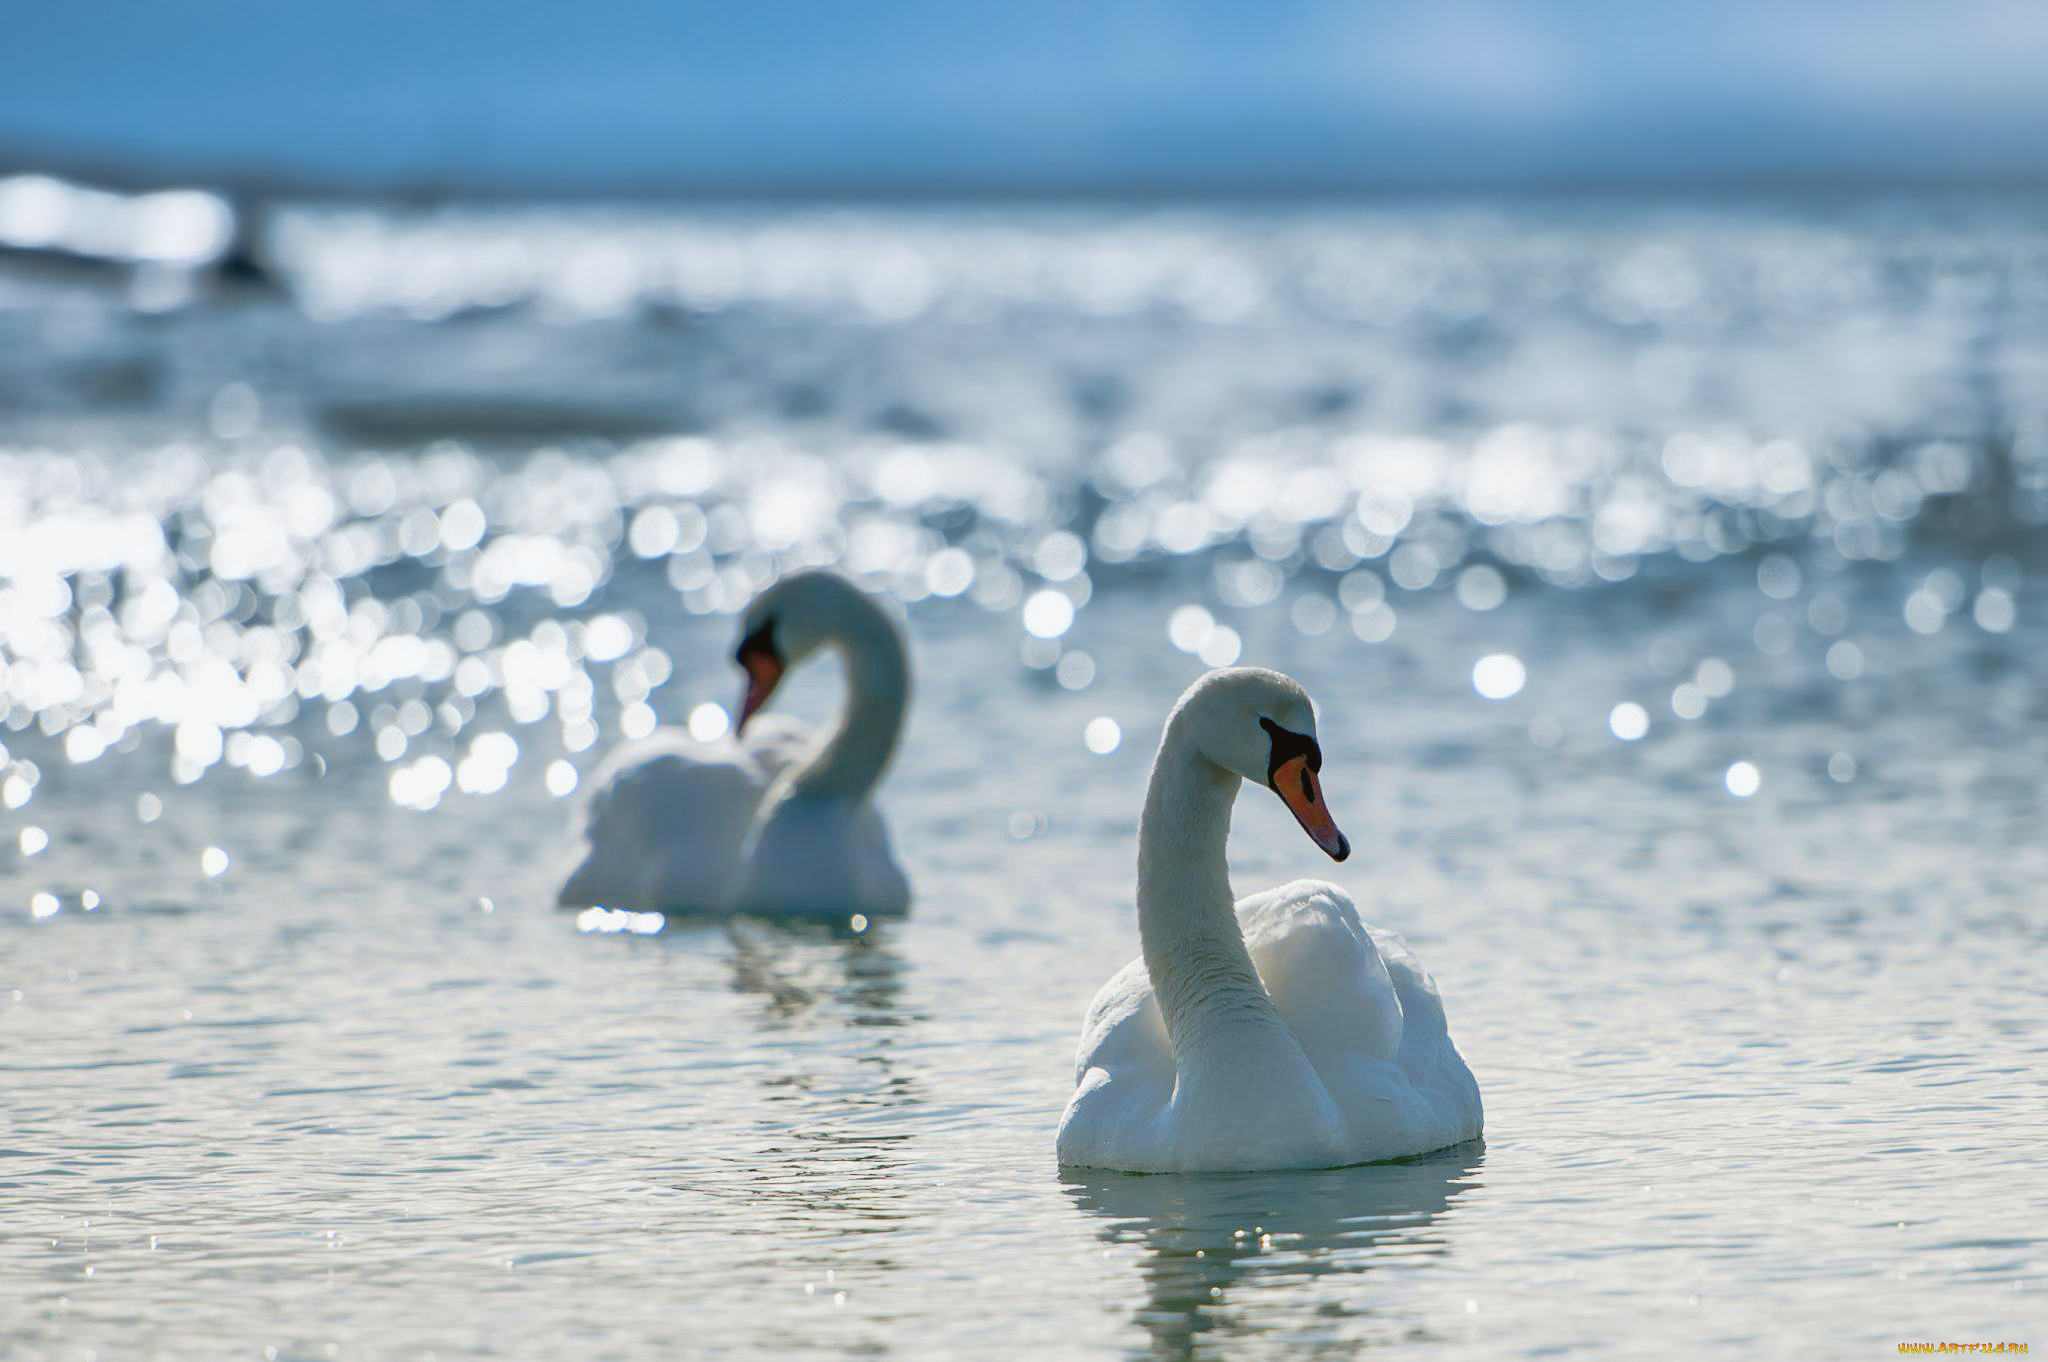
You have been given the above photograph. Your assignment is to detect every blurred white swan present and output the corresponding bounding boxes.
[1056,667,1481,1173]
[558,571,910,917]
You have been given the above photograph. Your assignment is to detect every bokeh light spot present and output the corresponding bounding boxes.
[1472,654,1526,700]
[1609,702,1649,741]
[1023,590,1075,639]
[545,760,580,798]
[688,703,731,743]
[1725,761,1761,797]
[1973,589,2015,634]
[1198,626,1242,668]
[1455,565,1507,611]
[1168,605,1215,654]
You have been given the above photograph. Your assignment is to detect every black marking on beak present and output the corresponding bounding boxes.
[735,617,784,731]
[736,617,779,671]
[1263,717,1347,861]
[1258,716,1322,788]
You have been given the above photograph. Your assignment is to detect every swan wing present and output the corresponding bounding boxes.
[735,713,815,781]
[557,729,779,911]
[1238,879,1482,1156]
[733,791,910,918]
[1071,955,1172,1090]
[1363,922,1484,1142]
[1056,955,1176,1168]
[1237,879,1403,1067]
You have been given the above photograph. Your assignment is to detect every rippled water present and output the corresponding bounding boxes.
[3,201,2045,1359]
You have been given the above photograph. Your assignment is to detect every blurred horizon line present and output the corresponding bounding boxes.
[10,141,2048,208]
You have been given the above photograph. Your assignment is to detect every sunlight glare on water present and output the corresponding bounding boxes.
[1,201,2044,1360]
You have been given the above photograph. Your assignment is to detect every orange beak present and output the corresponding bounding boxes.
[736,648,784,733]
[1273,754,1349,861]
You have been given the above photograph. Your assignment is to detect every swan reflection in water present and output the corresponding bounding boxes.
[1065,1147,1484,1359]
[657,914,926,1240]
[722,914,913,1029]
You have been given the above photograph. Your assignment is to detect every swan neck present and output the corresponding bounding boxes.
[1136,723,1275,1056]
[792,611,907,799]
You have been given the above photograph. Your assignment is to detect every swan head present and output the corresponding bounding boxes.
[1172,666,1350,862]
[733,571,885,730]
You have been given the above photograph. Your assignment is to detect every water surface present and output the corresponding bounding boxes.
[3,201,2045,1359]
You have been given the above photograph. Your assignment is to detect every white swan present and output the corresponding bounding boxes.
[1056,667,1481,1173]
[557,570,911,917]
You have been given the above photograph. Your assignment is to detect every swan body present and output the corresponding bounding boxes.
[1056,668,1481,1173]
[558,572,911,917]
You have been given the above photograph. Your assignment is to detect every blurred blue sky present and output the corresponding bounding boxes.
[5,0,2046,194]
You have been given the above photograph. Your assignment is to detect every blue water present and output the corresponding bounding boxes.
[3,201,2044,1359]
